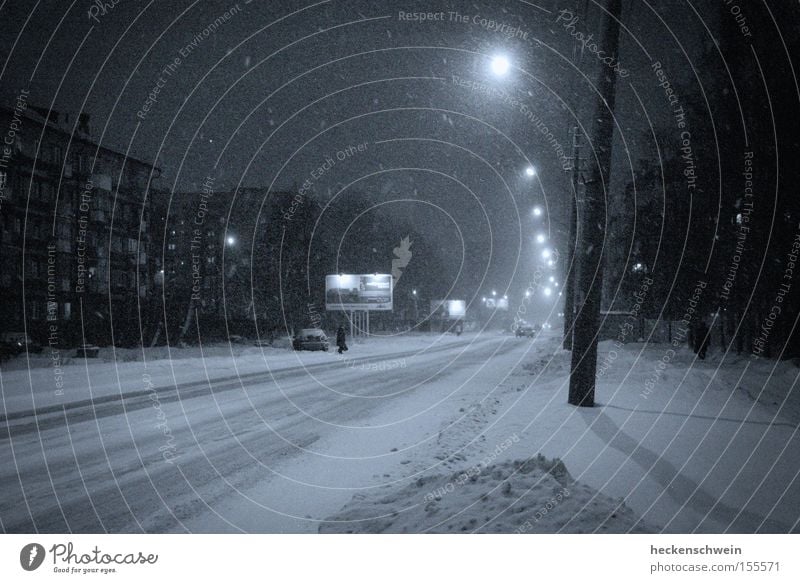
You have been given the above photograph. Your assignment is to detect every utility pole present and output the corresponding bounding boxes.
[563,126,582,350]
[568,0,623,407]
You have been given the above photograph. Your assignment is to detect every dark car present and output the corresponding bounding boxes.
[515,323,538,338]
[1,332,43,354]
[292,328,330,351]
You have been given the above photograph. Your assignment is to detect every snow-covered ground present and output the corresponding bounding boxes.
[320,455,651,533]
[1,329,798,533]
[0,332,469,417]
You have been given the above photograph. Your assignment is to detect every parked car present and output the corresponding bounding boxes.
[0,332,42,354]
[76,344,100,358]
[515,322,538,338]
[292,328,330,351]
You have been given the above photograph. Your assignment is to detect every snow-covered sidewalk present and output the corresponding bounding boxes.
[311,335,800,533]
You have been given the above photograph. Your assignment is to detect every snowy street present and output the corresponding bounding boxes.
[2,332,797,533]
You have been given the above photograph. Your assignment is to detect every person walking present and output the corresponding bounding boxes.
[336,325,348,354]
[694,320,710,360]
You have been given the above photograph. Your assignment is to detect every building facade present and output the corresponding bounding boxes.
[0,104,158,347]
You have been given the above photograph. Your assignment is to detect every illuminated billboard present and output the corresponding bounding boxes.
[326,274,393,311]
[430,299,467,319]
[485,298,509,310]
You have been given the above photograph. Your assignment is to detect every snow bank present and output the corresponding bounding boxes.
[320,454,651,533]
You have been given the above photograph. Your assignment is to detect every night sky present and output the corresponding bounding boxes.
[2,0,797,318]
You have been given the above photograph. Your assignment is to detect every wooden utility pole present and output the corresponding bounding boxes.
[568,0,623,407]
[563,127,582,350]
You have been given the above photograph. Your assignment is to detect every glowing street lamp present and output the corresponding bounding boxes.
[226,235,236,246]
[532,206,543,217]
[543,287,552,296]
[491,55,510,76]
[525,166,536,177]
[549,276,555,283]
[492,290,497,297]
[536,233,547,244]
[542,249,552,259]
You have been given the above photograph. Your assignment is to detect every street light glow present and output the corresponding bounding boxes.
[525,166,536,177]
[226,236,236,246]
[544,287,552,296]
[491,55,510,76]
[492,290,497,297]
[536,233,546,244]
[542,249,552,259]
[549,276,555,282]
[532,206,543,217]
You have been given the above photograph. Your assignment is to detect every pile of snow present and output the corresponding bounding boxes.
[320,454,651,533]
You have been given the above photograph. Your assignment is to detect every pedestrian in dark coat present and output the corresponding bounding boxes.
[336,326,348,354]
[694,321,710,360]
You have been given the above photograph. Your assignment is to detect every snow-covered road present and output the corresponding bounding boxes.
[2,331,798,533]
[0,333,522,532]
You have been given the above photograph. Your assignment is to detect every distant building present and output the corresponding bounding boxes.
[151,187,306,341]
[0,105,159,346]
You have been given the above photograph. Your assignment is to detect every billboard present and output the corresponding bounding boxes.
[430,299,467,319]
[485,298,509,310]
[326,274,393,311]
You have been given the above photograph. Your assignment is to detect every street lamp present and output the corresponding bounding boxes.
[544,287,552,296]
[226,235,236,246]
[492,290,497,297]
[491,55,510,76]
[532,206,543,217]
[542,249,552,259]
[536,233,546,244]
[525,166,536,177]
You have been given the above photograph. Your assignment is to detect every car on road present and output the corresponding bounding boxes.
[1,332,42,354]
[292,328,330,351]
[515,322,539,338]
